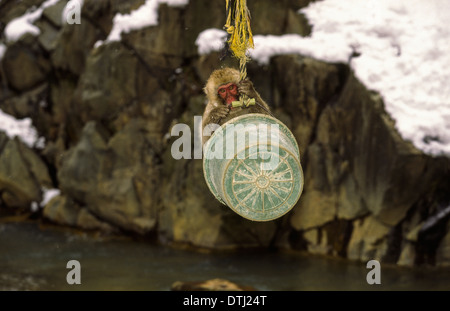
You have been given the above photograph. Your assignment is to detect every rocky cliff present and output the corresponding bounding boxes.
[1,0,449,267]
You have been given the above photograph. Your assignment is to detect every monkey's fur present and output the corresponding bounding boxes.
[201,67,271,145]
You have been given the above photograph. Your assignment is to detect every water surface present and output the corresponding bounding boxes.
[1,221,449,291]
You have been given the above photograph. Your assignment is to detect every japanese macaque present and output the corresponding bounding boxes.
[201,67,271,145]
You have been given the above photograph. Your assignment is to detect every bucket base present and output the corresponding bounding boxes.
[203,114,304,221]
[222,145,303,221]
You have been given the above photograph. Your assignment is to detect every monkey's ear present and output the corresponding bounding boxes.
[203,86,209,96]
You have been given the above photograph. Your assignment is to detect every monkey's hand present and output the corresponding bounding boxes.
[208,106,230,124]
[238,79,258,99]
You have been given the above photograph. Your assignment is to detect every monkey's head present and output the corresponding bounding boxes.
[204,68,241,108]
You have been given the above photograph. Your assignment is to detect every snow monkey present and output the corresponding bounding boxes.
[201,67,272,145]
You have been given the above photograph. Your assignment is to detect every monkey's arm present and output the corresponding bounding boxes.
[238,80,271,112]
[202,105,230,128]
[202,105,230,145]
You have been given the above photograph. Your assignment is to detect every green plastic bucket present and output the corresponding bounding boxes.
[203,113,304,221]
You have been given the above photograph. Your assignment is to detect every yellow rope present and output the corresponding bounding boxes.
[224,0,254,81]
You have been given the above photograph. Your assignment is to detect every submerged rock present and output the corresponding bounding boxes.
[171,278,256,291]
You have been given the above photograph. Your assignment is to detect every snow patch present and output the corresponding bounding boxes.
[300,0,450,156]
[0,109,45,149]
[104,0,189,43]
[195,29,228,55]
[41,188,61,206]
[4,0,61,42]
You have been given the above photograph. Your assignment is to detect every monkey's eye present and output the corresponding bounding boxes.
[218,88,226,94]
[229,85,236,90]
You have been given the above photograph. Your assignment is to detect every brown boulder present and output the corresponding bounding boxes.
[171,278,256,291]
[0,133,52,209]
[2,35,51,92]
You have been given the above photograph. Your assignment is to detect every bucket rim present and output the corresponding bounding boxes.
[202,113,304,216]
[203,113,301,159]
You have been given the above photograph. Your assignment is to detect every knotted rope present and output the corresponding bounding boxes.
[224,0,254,82]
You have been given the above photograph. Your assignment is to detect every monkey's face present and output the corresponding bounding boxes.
[217,82,239,107]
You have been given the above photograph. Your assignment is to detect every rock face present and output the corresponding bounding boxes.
[2,36,51,92]
[43,193,115,232]
[57,120,161,234]
[1,0,449,267]
[0,132,52,210]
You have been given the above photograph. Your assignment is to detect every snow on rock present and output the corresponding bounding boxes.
[4,0,61,42]
[195,29,228,55]
[196,29,350,64]
[301,0,450,157]
[195,0,450,157]
[31,188,61,211]
[0,109,44,149]
[104,0,189,43]
[252,34,351,65]
[41,188,61,207]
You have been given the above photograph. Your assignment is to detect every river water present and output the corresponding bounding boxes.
[1,221,449,291]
